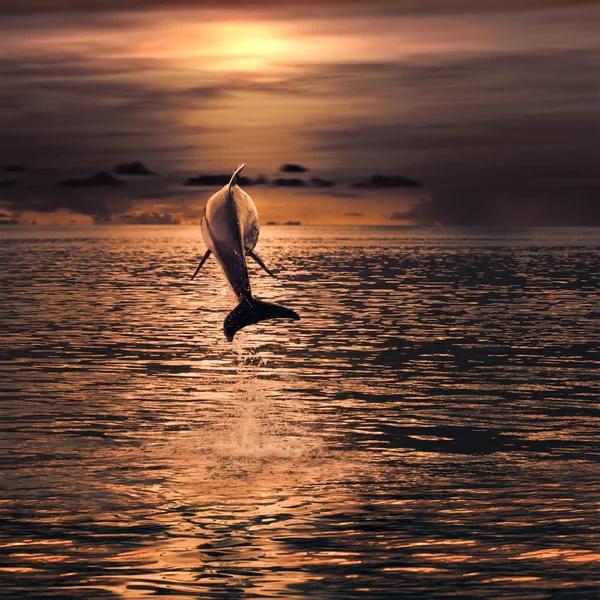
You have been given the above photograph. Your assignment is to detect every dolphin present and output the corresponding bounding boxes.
[191,164,300,341]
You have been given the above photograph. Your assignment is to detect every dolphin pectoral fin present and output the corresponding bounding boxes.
[223,298,300,341]
[246,249,277,278]
[190,249,211,280]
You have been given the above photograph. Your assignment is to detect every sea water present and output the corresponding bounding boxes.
[1,225,599,599]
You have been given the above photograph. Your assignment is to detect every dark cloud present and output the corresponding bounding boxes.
[264,220,301,225]
[0,187,131,222]
[271,178,306,187]
[0,46,225,221]
[115,162,155,176]
[1,4,598,225]
[390,199,437,225]
[280,164,308,173]
[0,51,219,173]
[121,211,180,224]
[352,174,422,189]
[183,174,266,186]
[59,171,125,187]
[0,211,19,225]
[3,165,26,172]
[270,173,335,187]
[345,212,363,217]
[309,177,335,188]
[0,0,593,13]
[311,48,600,226]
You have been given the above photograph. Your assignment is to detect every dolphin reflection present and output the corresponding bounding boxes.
[191,164,300,341]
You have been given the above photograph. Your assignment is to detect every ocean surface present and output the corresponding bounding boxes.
[1,225,599,599]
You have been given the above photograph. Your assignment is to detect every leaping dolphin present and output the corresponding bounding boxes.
[191,164,300,341]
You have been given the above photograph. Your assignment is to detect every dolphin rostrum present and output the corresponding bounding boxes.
[191,164,300,341]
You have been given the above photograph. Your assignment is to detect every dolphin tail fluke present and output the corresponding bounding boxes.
[223,297,300,341]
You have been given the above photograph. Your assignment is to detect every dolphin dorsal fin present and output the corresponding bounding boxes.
[228,163,246,195]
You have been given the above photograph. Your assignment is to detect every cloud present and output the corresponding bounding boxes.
[120,211,180,224]
[280,163,308,173]
[345,212,363,217]
[115,162,155,175]
[0,211,18,224]
[390,199,438,225]
[0,0,594,13]
[271,174,335,188]
[0,49,220,175]
[310,47,600,225]
[0,175,137,221]
[309,177,335,188]
[1,4,597,225]
[183,174,266,186]
[352,174,422,189]
[271,178,306,187]
[59,171,125,187]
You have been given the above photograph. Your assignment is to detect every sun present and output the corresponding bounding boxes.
[207,22,291,72]
[127,18,294,73]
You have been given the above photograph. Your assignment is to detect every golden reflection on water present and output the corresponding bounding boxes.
[0,226,599,598]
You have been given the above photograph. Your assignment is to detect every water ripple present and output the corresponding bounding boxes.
[1,226,599,599]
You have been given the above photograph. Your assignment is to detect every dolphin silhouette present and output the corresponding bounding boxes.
[191,164,300,341]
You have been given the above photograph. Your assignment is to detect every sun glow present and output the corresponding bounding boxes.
[124,15,355,73]
[130,19,297,72]
[207,22,290,72]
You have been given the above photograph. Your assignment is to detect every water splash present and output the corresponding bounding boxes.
[213,334,321,459]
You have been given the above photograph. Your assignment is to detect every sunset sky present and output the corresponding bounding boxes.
[1,0,598,225]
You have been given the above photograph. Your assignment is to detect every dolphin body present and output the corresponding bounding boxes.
[191,164,300,341]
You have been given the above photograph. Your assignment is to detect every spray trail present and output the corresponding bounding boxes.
[213,335,321,459]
